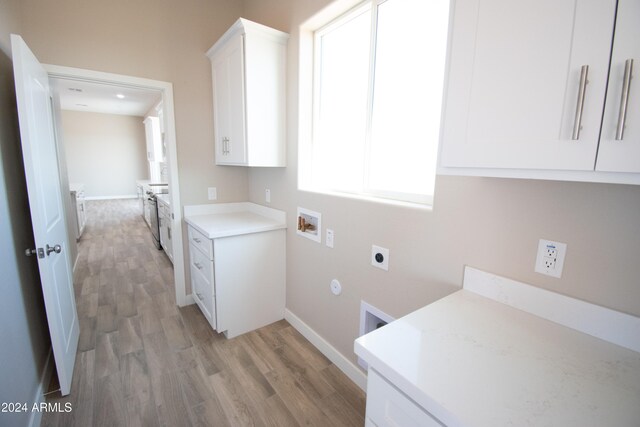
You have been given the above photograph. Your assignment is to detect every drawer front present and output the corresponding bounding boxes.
[366,369,444,427]
[188,225,213,260]
[191,265,216,330]
[189,243,214,286]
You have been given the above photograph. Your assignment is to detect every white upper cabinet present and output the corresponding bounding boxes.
[596,0,640,173]
[144,116,164,162]
[207,18,289,167]
[440,0,640,184]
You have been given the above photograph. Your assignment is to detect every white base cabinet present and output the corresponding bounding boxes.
[186,218,286,338]
[366,369,444,427]
[157,195,173,263]
[69,184,86,239]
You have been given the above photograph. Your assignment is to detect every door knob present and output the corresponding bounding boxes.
[46,244,62,256]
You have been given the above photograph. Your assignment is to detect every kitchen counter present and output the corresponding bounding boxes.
[69,183,84,193]
[184,202,286,239]
[155,193,170,207]
[355,267,640,427]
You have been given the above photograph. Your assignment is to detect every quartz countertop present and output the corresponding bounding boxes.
[69,183,84,193]
[355,286,640,426]
[184,202,286,239]
[156,194,170,207]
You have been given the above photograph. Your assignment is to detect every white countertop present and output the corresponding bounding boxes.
[69,183,84,193]
[355,272,640,426]
[184,202,286,239]
[156,193,171,207]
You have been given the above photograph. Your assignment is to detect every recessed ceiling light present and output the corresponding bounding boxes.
[116,94,125,99]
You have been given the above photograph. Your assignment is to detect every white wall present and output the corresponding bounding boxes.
[243,0,640,369]
[62,110,148,199]
[0,4,52,424]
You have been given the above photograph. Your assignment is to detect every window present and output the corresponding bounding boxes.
[309,0,450,205]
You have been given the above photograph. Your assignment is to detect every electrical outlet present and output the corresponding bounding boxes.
[371,245,389,271]
[207,187,217,200]
[535,239,567,278]
[326,229,334,248]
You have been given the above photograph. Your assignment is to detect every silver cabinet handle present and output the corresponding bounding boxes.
[572,65,589,140]
[222,136,230,155]
[616,59,634,140]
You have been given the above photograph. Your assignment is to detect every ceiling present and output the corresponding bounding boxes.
[51,78,162,117]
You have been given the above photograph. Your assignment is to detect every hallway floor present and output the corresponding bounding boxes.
[42,199,365,426]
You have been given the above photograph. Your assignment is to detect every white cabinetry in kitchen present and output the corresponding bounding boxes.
[156,194,173,263]
[69,183,86,239]
[185,203,286,338]
[206,18,288,167]
[143,116,164,163]
[440,0,640,184]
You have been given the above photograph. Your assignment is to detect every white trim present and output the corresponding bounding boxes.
[463,266,640,353]
[84,195,137,201]
[43,64,188,308]
[28,350,54,427]
[437,166,640,186]
[285,309,367,391]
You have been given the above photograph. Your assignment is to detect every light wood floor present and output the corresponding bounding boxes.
[42,199,365,427]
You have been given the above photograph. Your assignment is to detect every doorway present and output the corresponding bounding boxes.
[45,64,187,307]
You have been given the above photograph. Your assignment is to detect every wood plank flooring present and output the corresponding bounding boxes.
[42,199,365,427]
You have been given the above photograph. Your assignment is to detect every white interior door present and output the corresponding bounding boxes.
[11,34,79,396]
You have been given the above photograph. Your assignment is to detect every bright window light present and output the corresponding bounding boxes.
[310,0,450,205]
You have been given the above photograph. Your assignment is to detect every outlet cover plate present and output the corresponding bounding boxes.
[207,187,217,201]
[535,239,567,278]
[371,245,389,271]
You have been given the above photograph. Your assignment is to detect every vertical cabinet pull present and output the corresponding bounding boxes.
[572,65,589,140]
[222,137,230,154]
[616,58,634,141]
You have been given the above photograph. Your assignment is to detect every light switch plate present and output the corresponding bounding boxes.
[207,187,217,200]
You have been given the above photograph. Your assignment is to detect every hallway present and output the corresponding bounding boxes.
[42,199,365,426]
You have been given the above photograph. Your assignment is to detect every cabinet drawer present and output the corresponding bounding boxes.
[366,369,443,427]
[189,243,214,285]
[188,226,213,260]
[191,265,216,330]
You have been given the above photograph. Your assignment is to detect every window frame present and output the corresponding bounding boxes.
[310,0,439,206]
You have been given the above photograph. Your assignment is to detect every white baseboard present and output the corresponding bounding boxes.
[284,309,367,391]
[179,293,195,307]
[28,350,53,427]
[85,195,137,201]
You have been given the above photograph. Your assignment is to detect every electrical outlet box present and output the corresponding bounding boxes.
[326,229,334,248]
[207,187,217,200]
[371,245,389,271]
[535,239,567,278]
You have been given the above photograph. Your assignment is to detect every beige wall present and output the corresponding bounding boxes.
[243,0,640,367]
[62,111,148,198]
[19,0,248,206]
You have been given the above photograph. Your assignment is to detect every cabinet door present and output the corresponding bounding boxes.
[440,0,616,170]
[212,33,247,165]
[596,0,640,173]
